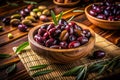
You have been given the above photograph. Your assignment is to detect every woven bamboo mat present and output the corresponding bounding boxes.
[15,34,120,80]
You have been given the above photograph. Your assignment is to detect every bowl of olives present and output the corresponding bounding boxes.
[85,1,120,30]
[28,19,95,63]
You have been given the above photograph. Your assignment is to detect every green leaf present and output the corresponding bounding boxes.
[0,54,11,59]
[6,64,16,74]
[15,42,29,53]
[23,0,37,4]
[76,66,85,80]
[98,65,106,75]
[57,11,63,23]
[30,64,48,71]
[7,2,18,6]
[32,69,53,77]
[51,10,57,25]
[63,65,83,76]
[67,15,75,23]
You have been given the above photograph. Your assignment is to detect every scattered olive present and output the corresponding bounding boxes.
[37,12,42,17]
[0,26,3,31]
[42,9,50,16]
[39,15,49,22]
[2,17,11,25]
[8,33,13,39]
[11,14,21,19]
[18,24,28,32]
[32,8,40,13]
[30,11,37,18]
[38,5,47,11]
[10,19,21,26]
[25,16,36,22]
[93,50,106,59]
[22,19,32,26]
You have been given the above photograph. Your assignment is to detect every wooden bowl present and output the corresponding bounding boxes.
[85,3,120,30]
[53,0,80,7]
[28,22,95,63]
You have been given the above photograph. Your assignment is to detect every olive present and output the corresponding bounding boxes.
[38,5,47,11]
[22,19,32,26]
[11,14,21,19]
[0,26,3,31]
[39,15,49,22]
[42,9,50,16]
[93,50,106,59]
[2,17,11,25]
[8,33,13,39]
[37,12,42,17]
[10,19,21,26]
[25,16,36,22]
[30,11,37,18]
[18,24,28,32]
[32,8,40,13]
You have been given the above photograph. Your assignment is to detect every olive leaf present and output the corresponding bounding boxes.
[51,10,58,25]
[30,64,48,71]
[73,10,84,13]
[6,64,16,74]
[32,69,53,77]
[67,15,75,23]
[57,11,63,23]
[63,65,83,76]
[7,2,18,6]
[0,54,11,59]
[23,0,37,4]
[15,42,29,53]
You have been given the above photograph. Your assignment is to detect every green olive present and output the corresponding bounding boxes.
[8,33,13,39]
[22,19,32,26]
[37,12,42,17]
[10,19,20,26]
[0,26,3,31]
[42,9,50,16]
[11,14,21,19]
[38,5,47,11]
[30,11,37,18]
[32,8,40,13]
[25,16,36,22]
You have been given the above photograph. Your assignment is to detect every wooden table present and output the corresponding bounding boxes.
[0,0,120,80]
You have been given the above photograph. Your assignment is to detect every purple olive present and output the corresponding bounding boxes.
[34,34,45,45]
[18,24,27,32]
[89,9,97,16]
[60,41,68,49]
[2,17,11,25]
[93,50,106,59]
[38,28,46,36]
[58,19,68,25]
[77,36,88,45]
[68,41,80,48]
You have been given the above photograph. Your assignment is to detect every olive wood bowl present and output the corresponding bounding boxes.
[28,22,95,63]
[85,3,120,30]
[53,0,80,7]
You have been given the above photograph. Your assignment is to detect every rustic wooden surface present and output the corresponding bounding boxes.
[0,0,120,80]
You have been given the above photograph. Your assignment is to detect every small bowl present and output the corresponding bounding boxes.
[28,22,95,63]
[85,3,120,30]
[53,0,80,7]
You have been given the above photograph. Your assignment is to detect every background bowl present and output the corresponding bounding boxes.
[85,3,120,30]
[28,22,95,63]
[53,0,80,7]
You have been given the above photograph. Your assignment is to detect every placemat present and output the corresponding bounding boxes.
[15,34,120,80]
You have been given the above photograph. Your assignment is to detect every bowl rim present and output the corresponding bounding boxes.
[53,0,80,6]
[28,21,95,52]
[85,2,120,23]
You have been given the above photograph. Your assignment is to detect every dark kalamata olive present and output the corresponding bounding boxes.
[20,10,27,17]
[50,45,61,49]
[34,34,45,45]
[2,17,11,25]
[104,9,111,16]
[89,9,97,16]
[58,19,68,25]
[45,38,55,47]
[56,24,65,31]
[93,50,106,59]
[68,22,82,30]
[92,4,98,10]
[60,41,68,49]
[49,28,56,36]
[65,25,74,34]
[18,24,27,32]
[24,8,30,14]
[47,23,55,31]
[96,14,107,20]
[68,35,77,42]
[95,6,102,13]
[40,24,48,29]
[82,29,91,38]
[68,41,80,48]
[38,28,46,36]
[77,36,88,45]
[43,32,50,39]
[54,29,61,37]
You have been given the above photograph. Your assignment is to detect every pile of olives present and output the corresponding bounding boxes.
[89,0,120,21]
[34,19,91,49]
[2,5,50,32]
